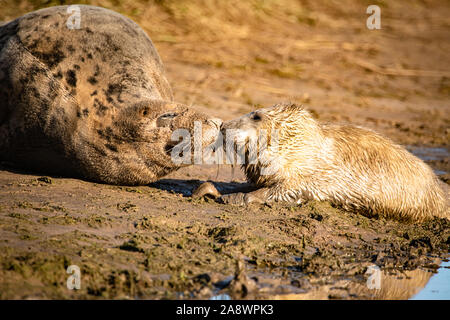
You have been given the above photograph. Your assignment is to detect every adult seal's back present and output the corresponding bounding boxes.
[0,5,221,185]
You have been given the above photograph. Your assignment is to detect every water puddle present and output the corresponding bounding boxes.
[410,259,450,300]
[408,147,449,162]
[408,146,449,175]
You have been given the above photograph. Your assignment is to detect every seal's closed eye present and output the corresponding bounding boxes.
[157,112,178,127]
[160,112,178,119]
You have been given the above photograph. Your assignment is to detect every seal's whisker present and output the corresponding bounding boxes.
[215,164,220,181]
[231,164,236,182]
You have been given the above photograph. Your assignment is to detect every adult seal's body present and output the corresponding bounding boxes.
[0,5,221,185]
[220,103,448,222]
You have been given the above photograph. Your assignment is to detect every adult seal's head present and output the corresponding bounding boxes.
[0,5,222,185]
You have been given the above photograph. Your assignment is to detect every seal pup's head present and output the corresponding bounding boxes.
[221,103,323,187]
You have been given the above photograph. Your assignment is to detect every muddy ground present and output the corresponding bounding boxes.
[0,0,449,299]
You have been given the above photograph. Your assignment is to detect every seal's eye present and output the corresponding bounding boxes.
[160,112,178,119]
[252,113,262,121]
[157,112,179,128]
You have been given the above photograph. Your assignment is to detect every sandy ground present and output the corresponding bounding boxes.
[0,0,449,299]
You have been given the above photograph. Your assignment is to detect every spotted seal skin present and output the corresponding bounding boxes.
[220,103,448,222]
[0,5,221,185]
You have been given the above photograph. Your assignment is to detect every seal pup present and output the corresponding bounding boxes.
[220,103,447,222]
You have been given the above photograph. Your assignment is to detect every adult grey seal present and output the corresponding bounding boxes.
[0,5,221,185]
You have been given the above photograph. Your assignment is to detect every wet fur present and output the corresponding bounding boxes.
[222,103,447,222]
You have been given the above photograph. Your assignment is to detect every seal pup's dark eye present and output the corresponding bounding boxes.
[252,113,262,121]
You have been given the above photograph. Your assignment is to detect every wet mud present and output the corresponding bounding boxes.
[0,163,448,299]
